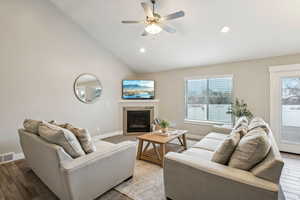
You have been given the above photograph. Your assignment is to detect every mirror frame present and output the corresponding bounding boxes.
[73,73,102,104]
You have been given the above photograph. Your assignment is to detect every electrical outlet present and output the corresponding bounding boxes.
[96,128,101,134]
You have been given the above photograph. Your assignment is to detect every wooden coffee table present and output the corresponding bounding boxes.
[136,130,187,167]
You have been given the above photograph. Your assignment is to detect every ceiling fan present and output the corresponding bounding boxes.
[121,0,185,36]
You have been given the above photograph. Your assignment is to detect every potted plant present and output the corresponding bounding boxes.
[227,98,253,123]
[160,120,170,134]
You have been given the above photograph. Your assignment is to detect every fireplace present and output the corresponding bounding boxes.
[123,107,154,135]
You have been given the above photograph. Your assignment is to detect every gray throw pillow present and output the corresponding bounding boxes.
[211,131,241,165]
[38,121,86,158]
[65,123,97,154]
[23,119,42,135]
[228,128,271,170]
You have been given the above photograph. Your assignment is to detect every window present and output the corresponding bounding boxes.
[185,76,233,124]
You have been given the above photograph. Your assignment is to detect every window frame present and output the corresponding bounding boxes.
[184,74,234,125]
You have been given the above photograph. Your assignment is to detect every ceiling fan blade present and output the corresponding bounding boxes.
[122,20,143,24]
[161,11,185,21]
[159,23,176,33]
[141,2,154,18]
[141,30,149,36]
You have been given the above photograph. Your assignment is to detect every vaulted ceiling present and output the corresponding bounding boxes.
[50,0,300,73]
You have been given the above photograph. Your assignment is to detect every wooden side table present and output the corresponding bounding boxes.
[136,130,187,167]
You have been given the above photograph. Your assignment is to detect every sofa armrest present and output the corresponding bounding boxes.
[60,141,136,200]
[164,152,279,200]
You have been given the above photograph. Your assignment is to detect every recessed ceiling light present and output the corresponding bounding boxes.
[140,48,146,53]
[221,26,230,33]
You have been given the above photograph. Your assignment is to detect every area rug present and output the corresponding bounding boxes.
[115,160,165,200]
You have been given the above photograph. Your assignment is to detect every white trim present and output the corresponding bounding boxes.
[184,74,233,81]
[14,153,25,160]
[119,99,159,103]
[270,64,300,154]
[92,130,123,141]
[184,75,234,125]
[269,64,300,73]
[184,119,224,126]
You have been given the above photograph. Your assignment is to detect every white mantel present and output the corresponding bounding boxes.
[118,99,160,134]
[119,99,159,103]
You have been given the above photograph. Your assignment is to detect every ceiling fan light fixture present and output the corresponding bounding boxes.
[145,23,162,34]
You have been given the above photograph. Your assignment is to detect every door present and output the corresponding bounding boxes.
[270,64,300,154]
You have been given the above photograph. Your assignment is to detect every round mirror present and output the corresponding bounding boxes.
[74,74,102,104]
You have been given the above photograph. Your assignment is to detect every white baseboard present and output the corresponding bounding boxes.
[15,152,25,160]
[92,130,123,141]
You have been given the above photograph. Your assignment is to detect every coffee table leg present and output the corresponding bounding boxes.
[160,144,166,167]
[137,139,144,160]
[182,134,187,150]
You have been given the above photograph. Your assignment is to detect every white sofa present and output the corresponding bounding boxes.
[164,126,285,200]
[19,129,136,200]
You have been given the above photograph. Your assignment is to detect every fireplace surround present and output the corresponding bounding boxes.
[119,99,159,135]
[123,107,154,135]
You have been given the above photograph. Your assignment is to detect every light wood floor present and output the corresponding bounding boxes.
[0,136,299,200]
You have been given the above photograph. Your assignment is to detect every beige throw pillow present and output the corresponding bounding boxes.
[233,116,248,129]
[233,117,248,137]
[228,129,271,170]
[38,122,85,158]
[49,121,96,154]
[211,131,241,165]
[23,119,42,135]
[65,124,97,154]
[248,117,270,133]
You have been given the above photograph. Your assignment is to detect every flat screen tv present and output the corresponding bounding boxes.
[122,80,155,99]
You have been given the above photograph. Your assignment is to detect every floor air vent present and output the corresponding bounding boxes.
[0,152,15,164]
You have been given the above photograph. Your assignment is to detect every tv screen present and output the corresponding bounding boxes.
[122,80,155,99]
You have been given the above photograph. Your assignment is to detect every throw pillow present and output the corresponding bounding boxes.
[211,130,241,165]
[49,120,67,128]
[23,119,42,135]
[64,123,97,154]
[248,117,270,133]
[233,116,248,129]
[38,121,86,158]
[228,128,271,170]
[233,116,248,137]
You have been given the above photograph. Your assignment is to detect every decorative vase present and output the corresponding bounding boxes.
[161,127,168,134]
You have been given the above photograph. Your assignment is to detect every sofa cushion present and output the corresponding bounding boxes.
[228,128,271,170]
[211,131,241,165]
[38,121,86,158]
[64,124,97,154]
[248,117,270,133]
[205,132,228,141]
[192,138,223,152]
[183,148,214,161]
[23,119,42,135]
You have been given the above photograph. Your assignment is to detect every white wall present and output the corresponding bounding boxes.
[139,54,300,138]
[0,0,134,153]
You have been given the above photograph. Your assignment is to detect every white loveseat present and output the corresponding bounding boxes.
[19,129,136,200]
[164,124,285,200]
